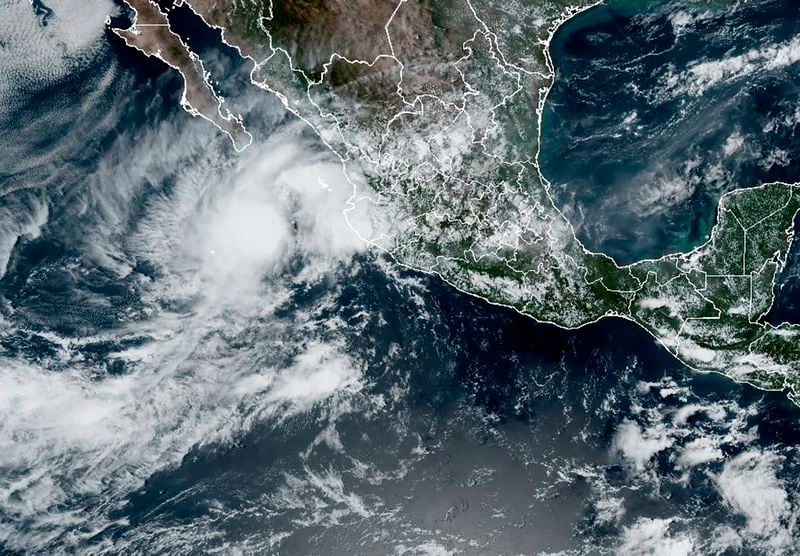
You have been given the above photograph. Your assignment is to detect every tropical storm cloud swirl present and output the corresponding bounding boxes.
[3,0,800,554]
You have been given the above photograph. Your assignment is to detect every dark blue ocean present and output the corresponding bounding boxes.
[1,0,800,553]
[541,0,800,264]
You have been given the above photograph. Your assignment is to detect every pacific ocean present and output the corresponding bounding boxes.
[1,0,800,553]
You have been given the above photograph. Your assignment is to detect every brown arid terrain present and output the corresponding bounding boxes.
[114,0,800,401]
[113,0,252,150]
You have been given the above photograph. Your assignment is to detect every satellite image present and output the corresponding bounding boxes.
[3,0,800,553]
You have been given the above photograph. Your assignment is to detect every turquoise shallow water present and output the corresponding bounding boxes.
[3,1,800,553]
[541,0,800,263]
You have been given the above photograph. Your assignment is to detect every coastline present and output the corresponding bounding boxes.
[112,0,800,405]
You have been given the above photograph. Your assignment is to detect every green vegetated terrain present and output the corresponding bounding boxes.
[121,0,800,399]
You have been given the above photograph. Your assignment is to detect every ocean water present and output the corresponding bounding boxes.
[1,1,800,553]
[541,0,800,264]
